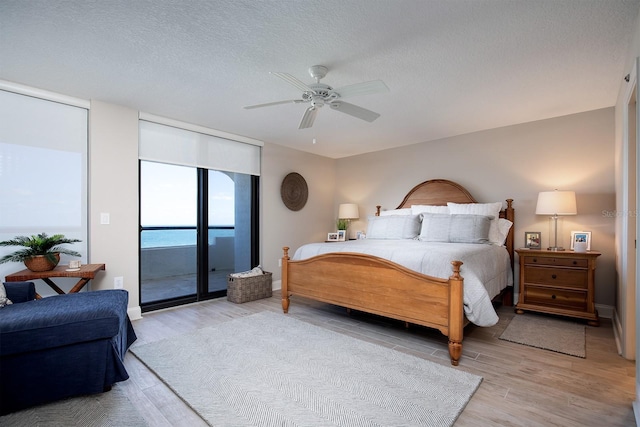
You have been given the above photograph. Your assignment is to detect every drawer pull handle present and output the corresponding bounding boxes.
[573,261,577,265]
[551,274,557,279]
[552,294,556,299]
[532,258,537,263]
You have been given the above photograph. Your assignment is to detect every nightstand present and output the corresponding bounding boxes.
[515,249,601,326]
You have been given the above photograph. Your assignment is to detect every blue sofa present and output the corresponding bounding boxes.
[0,282,137,414]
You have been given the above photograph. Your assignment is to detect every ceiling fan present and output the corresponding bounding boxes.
[244,65,389,129]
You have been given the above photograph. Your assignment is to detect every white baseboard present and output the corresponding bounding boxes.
[272,279,281,291]
[613,309,624,356]
[595,303,614,319]
[128,305,142,321]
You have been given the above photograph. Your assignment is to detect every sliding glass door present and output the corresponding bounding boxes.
[140,161,258,311]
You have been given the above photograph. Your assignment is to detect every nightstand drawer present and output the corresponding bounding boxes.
[522,256,588,268]
[524,286,587,310]
[523,266,588,289]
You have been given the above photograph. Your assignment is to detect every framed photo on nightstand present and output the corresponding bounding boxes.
[571,231,591,251]
[327,232,339,241]
[524,231,541,249]
[337,230,346,241]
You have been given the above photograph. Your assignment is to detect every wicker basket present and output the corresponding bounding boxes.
[227,271,272,304]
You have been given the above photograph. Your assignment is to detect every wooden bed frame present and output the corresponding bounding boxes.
[281,179,515,366]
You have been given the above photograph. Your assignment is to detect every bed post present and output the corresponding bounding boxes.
[375,205,381,216]
[503,198,515,307]
[448,260,464,366]
[504,198,515,269]
[282,247,290,313]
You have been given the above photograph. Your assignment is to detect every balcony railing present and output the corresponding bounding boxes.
[140,226,235,304]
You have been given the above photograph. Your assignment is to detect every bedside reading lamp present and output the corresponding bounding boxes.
[535,190,577,251]
[338,203,359,239]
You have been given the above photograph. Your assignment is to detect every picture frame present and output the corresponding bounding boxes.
[570,231,591,250]
[327,232,339,241]
[337,230,346,241]
[524,231,541,249]
[356,230,366,240]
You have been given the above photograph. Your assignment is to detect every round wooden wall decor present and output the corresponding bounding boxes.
[280,172,308,211]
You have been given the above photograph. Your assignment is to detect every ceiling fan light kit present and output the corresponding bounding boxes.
[244,65,389,129]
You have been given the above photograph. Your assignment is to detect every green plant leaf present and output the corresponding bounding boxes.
[0,233,82,264]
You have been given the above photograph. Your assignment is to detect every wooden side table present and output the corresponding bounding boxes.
[515,249,600,326]
[4,263,106,299]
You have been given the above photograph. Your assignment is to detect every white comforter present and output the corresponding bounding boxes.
[293,239,513,327]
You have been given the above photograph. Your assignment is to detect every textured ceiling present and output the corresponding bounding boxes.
[1,0,638,158]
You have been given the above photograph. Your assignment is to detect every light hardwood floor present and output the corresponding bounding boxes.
[120,295,636,426]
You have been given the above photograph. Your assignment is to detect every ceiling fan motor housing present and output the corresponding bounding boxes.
[308,83,332,97]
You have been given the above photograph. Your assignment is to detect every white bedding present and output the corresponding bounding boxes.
[293,239,513,327]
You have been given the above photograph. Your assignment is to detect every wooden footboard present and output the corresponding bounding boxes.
[281,247,465,366]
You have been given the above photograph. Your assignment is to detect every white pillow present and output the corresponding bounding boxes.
[379,208,413,216]
[366,215,421,239]
[495,218,513,246]
[418,213,492,244]
[447,202,503,245]
[0,283,13,308]
[411,205,450,215]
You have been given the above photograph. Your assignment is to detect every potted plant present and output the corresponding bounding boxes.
[0,233,82,272]
[336,219,348,230]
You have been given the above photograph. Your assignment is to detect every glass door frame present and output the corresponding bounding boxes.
[139,161,259,312]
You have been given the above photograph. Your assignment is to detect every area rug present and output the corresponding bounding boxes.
[0,385,147,426]
[499,314,586,358]
[132,311,482,427]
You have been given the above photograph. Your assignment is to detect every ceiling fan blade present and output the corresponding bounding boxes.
[271,72,314,93]
[333,80,389,99]
[243,99,304,109]
[329,101,380,122]
[298,106,319,129]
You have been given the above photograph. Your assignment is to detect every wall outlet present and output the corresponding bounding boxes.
[278,258,282,267]
[114,276,124,289]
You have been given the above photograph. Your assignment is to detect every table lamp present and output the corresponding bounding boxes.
[535,190,577,251]
[338,203,359,239]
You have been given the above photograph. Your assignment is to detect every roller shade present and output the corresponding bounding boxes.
[0,87,88,283]
[139,118,261,176]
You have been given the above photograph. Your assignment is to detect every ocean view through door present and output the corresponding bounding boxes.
[139,161,257,311]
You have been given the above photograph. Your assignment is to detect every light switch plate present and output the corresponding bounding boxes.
[100,213,110,225]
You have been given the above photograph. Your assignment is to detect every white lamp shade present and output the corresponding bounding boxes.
[338,203,359,219]
[535,191,577,215]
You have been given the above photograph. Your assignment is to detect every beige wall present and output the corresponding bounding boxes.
[261,142,336,281]
[335,108,616,307]
[88,100,141,319]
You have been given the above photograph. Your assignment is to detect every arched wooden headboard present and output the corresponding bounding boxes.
[397,179,477,207]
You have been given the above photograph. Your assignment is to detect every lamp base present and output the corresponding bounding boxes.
[547,246,566,251]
